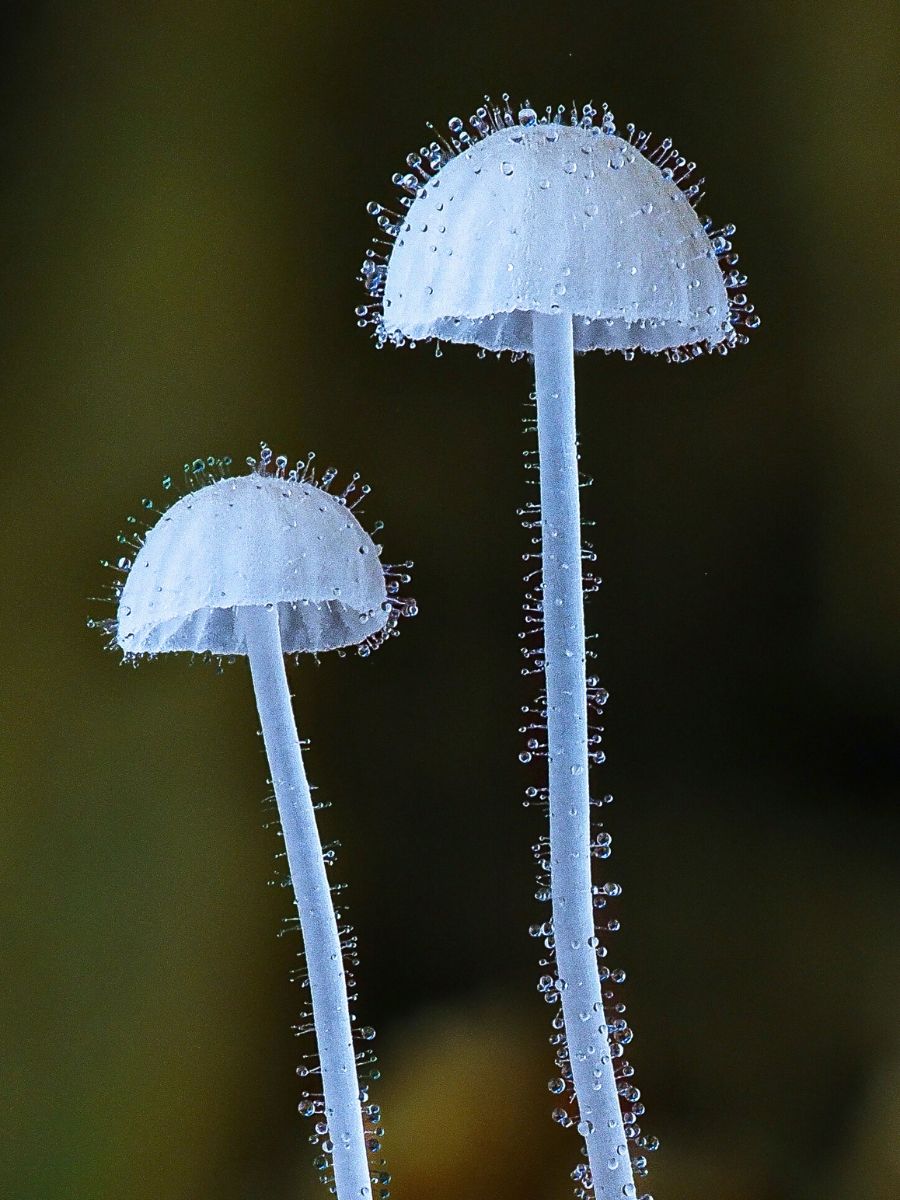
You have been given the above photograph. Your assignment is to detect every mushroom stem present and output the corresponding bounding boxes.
[244,605,370,1200]
[533,312,635,1199]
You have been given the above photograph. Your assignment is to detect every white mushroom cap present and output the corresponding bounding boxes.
[116,474,388,656]
[381,123,731,354]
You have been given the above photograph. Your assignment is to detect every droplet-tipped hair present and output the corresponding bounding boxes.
[358,95,758,363]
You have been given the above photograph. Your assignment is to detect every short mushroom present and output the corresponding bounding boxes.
[361,96,757,1199]
[100,447,414,1200]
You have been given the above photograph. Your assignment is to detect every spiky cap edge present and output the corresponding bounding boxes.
[357,95,759,364]
[87,444,417,667]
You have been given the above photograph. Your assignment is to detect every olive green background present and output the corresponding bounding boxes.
[1,3,897,1199]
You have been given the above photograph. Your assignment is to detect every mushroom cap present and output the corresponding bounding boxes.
[116,474,388,657]
[382,123,730,354]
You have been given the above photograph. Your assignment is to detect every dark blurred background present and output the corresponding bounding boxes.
[1,3,897,1199]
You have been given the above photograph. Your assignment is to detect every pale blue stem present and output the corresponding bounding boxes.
[245,605,370,1200]
[533,312,635,1199]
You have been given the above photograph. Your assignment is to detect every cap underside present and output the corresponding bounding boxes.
[417,310,713,355]
[123,597,386,657]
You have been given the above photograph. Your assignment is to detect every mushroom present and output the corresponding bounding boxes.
[100,448,414,1200]
[360,96,756,1199]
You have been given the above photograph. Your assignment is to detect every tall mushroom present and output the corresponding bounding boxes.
[361,97,756,1199]
[99,449,414,1200]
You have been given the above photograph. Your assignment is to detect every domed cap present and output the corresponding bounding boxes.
[116,472,389,657]
[362,100,756,359]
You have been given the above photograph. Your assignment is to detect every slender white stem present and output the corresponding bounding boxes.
[245,606,370,1200]
[533,312,635,1199]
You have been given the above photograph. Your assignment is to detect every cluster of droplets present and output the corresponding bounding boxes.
[86,453,235,660]
[357,93,757,363]
[518,399,657,1199]
[265,772,391,1198]
[251,444,418,659]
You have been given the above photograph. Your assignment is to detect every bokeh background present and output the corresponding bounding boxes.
[1,3,897,1199]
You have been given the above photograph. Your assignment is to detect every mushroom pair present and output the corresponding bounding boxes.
[98,93,755,1200]
[361,96,755,1200]
[104,449,412,1200]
